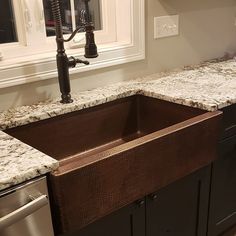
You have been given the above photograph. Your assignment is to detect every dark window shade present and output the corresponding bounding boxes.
[0,0,17,44]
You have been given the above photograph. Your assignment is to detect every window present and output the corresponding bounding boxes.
[0,0,145,88]
[43,0,102,36]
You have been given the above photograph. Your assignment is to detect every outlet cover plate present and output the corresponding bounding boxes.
[154,15,179,39]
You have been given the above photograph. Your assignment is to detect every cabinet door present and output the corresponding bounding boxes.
[63,199,146,236]
[208,135,236,236]
[146,166,211,236]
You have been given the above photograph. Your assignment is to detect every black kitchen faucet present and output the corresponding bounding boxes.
[51,0,98,104]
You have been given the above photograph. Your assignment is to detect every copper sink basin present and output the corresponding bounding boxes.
[4,95,222,235]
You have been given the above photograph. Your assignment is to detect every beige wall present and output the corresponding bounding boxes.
[0,0,236,111]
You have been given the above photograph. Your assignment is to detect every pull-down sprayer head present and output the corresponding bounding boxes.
[83,0,98,58]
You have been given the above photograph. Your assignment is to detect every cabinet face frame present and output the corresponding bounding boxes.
[207,104,236,236]
[208,135,236,236]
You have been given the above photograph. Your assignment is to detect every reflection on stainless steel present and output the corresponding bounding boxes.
[0,195,48,230]
[0,177,54,236]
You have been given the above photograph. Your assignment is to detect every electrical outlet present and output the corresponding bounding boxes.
[154,15,179,39]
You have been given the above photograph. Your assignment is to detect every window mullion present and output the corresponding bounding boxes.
[20,0,46,47]
[36,0,47,31]
[12,0,27,46]
[70,0,76,31]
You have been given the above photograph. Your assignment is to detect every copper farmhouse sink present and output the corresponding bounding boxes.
[4,95,222,235]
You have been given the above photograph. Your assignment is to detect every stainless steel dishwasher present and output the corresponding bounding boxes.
[0,176,54,236]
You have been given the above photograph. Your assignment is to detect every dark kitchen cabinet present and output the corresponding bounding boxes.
[62,166,211,236]
[146,166,211,236]
[208,135,236,236]
[64,199,146,236]
[207,104,236,236]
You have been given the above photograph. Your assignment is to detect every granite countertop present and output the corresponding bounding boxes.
[0,131,58,190]
[0,58,236,191]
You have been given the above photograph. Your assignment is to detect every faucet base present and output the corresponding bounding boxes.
[60,94,73,104]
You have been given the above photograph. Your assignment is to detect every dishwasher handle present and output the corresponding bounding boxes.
[0,195,48,230]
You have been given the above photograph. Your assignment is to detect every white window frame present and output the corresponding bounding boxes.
[0,0,145,88]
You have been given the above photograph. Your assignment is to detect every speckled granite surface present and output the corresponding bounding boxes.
[0,131,58,190]
[1,59,236,131]
[0,58,236,191]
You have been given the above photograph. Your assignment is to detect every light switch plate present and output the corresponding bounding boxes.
[154,15,179,39]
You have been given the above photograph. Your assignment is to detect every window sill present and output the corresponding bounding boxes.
[0,40,144,88]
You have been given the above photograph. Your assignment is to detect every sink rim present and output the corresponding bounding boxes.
[54,110,222,175]
[3,94,220,175]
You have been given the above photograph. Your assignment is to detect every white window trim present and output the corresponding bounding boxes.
[0,0,145,89]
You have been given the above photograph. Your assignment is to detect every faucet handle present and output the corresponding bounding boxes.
[75,58,90,65]
[68,56,90,68]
